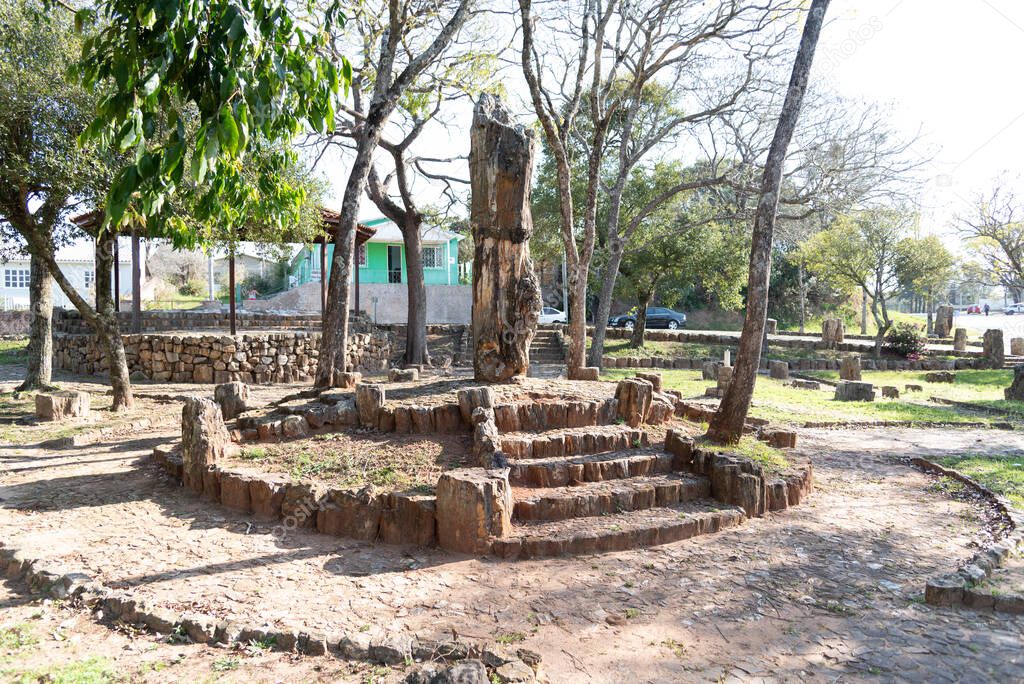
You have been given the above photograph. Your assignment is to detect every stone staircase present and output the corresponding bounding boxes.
[530,329,565,364]
[492,416,743,559]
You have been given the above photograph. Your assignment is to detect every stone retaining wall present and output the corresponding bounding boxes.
[54,309,328,334]
[53,330,393,384]
[602,354,987,372]
[0,310,31,335]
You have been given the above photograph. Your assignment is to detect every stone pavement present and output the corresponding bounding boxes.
[1,417,1022,681]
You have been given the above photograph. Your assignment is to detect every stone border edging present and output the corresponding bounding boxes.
[929,395,1023,420]
[801,419,1010,430]
[39,417,174,449]
[0,542,543,678]
[913,457,1024,614]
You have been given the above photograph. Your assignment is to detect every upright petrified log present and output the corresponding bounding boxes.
[935,305,955,338]
[468,93,542,382]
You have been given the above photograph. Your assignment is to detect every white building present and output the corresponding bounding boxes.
[0,239,133,310]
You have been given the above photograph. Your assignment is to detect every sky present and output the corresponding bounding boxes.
[319,1,1024,252]
[815,0,1024,239]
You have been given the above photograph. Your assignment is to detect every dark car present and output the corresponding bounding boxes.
[608,307,687,330]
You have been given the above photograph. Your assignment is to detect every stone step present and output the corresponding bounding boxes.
[512,473,711,523]
[500,425,649,460]
[508,447,676,487]
[492,500,744,559]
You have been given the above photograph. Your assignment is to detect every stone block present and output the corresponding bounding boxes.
[765,318,778,335]
[904,383,923,392]
[881,385,900,399]
[716,365,733,390]
[317,486,383,541]
[839,355,861,381]
[249,476,287,519]
[35,391,90,421]
[388,368,419,382]
[953,327,968,353]
[213,381,249,420]
[760,428,796,449]
[935,304,955,338]
[984,328,1004,368]
[181,397,232,493]
[822,318,845,347]
[924,371,955,383]
[436,468,513,555]
[457,386,494,425]
[569,366,600,381]
[219,471,253,513]
[378,493,436,546]
[768,360,788,380]
[1005,365,1024,401]
[355,383,385,428]
[615,378,653,427]
[701,361,720,381]
[332,370,362,389]
[1012,338,1024,356]
[635,371,662,392]
[834,381,874,402]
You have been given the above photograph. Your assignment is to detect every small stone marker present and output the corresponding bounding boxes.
[924,371,955,383]
[435,468,513,554]
[905,384,923,392]
[387,367,419,382]
[822,318,845,347]
[355,383,385,427]
[935,305,955,338]
[983,329,1005,368]
[181,397,232,493]
[701,361,720,381]
[635,371,662,392]
[570,366,600,381]
[765,318,778,335]
[332,370,362,389]
[35,391,90,421]
[1012,338,1024,356]
[881,385,900,399]
[213,381,249,420]
[834,380,874,402]
[953,328,968,353]
[768,360,789,380]
[723,349,731,367]
[791,379,820,390]
[1005,366,1024,401]
[616,378,653,427]
[839,355,862,381]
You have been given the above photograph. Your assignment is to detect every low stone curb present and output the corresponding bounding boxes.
[912,457,1024,614]
[0,543,542,679]
[801,419,1009,430]
[929,395,1022,421]
[40,417,173,448]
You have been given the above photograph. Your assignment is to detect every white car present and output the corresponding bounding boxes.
[1006,303,1024,315]
[538,306,567,324]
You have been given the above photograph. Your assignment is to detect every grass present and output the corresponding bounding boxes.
[236,432,472,491]
[0,339,27,365]
[0,623,38,651]
[694,435,790,474]
[601,368,1005,427]
[932,455,1024,509]
[592,338,845,363]
[5,657,120,684]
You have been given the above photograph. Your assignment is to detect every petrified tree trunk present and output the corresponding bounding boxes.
[469,93,541,382]
[935,304,954,338]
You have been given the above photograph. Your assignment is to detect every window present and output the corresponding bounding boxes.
[358,243,367,267]
[83,270,95,289]
[4,269,29,289]
[423,245,443,269]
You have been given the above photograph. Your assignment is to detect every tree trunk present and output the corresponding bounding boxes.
[707,0,830,445]
[401,216,430,366]
[469,93,541,382]
[315,124,385,387]
[589,243,626,366]
[629,290,653,348]
[860,289,868,334]
[565,264,587,372]
[797,260,807,334]
[94,231,134,410]
[132,231,142,333]
[17,250,54,391]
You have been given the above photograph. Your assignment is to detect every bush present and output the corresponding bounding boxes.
[179,278,206,297]
[886,321,927,358]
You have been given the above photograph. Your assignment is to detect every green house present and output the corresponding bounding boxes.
[291,217,466,287]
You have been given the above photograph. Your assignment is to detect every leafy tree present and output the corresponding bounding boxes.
[895,233,955,333]
[0,0,107,392]
[957,181,1024,302]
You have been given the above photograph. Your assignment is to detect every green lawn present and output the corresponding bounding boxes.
[601,368,1014,427]
[933,454,1024,509]
[593,338,845,363]
[0,339,27,365]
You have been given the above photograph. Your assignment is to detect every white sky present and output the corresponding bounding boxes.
[322,1,1024,249]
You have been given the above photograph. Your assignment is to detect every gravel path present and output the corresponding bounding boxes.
[1,420,1022,681]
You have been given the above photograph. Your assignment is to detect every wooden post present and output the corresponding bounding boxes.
[131,231,142,333]
[112,235,120,312]
[94,237,100,312]
[468,93,542,382]
[229,251,237,336]
[354,242,361,317]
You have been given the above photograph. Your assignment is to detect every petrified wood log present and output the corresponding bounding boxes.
[469,93,542,382]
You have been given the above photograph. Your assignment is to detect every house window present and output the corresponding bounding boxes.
[4,269,29,289]
[358,243,368,267]
[423,245,443,269]
[83,270,95,289]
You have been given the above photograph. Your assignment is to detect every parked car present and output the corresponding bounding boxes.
[964,304,981,314]
[608,307,687,330]
[1006,303,1024,315]
[537,306,567,324]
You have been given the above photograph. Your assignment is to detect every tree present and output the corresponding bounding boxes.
[957,181,1024,303]
[0,0,107,392]
[897,234,955,333]
[519,0,794,375]
[315,0,477,387]
[315,2,494,367]
[800,208,921,356]
[707,0,830,445]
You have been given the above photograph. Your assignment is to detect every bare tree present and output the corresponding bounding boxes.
[708,0,830,445]
[518,0,796,374]
[315,0,478,386]
[957,181,1024,303]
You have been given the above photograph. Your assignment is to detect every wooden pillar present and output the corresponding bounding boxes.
[112,235,120,312]
[94,237,100,312]
[320,240,327,326]
[355,243,361,317]
[131,232,142,333]
[229,251,237,336]
[468,93,542,382]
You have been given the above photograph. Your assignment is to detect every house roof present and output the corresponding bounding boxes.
[354,218,465,244]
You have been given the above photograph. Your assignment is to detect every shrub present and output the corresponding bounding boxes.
[179,278,205,297]
[886,321,927,358]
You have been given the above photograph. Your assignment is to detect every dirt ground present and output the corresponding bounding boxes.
[1,370,1023,682]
